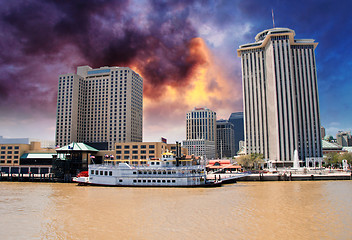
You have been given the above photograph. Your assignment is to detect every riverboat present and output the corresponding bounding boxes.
[73,152,221,187]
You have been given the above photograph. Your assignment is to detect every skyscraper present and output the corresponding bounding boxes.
[228,112,244,154]
[183,107,217,159]
[55,66,143,150]
[216,120,235,158]
[237,28,322,166]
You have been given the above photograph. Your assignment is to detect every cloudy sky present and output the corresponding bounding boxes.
[0,0,351,143]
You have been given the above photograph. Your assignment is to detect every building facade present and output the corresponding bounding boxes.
[114,142,187,160]
[228,112,244,155]
[320,126,326,139]
[55,66,143,150]
[237,28,322,165]
[182,139,216,160]
[336,131,352,147]
[184,107,217,159]
[0,141,55,166]
[216,120,235,158]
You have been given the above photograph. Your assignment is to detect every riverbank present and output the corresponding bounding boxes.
[207,170,352,182]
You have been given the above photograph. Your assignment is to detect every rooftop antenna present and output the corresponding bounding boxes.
[271,9,275,28]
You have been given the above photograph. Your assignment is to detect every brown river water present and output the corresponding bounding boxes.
[0,181,351,240]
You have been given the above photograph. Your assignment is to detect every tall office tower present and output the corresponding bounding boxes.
[183,107,217,159]
[56,66,143,150]
[320,126,326,139]
[216,120,235,158]
[228,112,244,154]
[237,28,322,166]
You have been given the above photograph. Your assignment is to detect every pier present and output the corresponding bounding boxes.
[208,170,352,182]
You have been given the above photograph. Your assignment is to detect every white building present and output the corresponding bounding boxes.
[237,28,322,166]
[182,139,216,160]
[55,66,143,150]
[183,107,217,159]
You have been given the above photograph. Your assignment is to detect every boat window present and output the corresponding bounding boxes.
[158,171,161,174]
[119,179,123,182]
[143,180,146,183]
[157,180,161,183]
[100,171,103,175]
[144,171,147,174]
[148,171,152,174]
[151,162,154,165]
[163,171,166,174]
[138,171,142,174]
[147,180,151,183]
[153,171,156,174]
[172,180,176,183]
[96,170,98,175]
[109,171,112,176]
[152,180,156,182]
[172,171,176,174]
[91,170,94,175]
[138,180,141,183]
[156,162,160,165]
[104,171,108,176]
[162,180,166,183]
[133,171,136,174]
[167,180,170,183]
[167,171,171,174]
[133,180,137,183]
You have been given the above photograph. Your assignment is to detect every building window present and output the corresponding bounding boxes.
[116,145,121,149]
[149,150,155,154]
[124,150,129,154]
[132,145,138,149]
[149,145,155,148]
[132,150,138,154]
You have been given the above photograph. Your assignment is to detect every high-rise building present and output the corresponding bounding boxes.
[55,66,143,150]
[320,126,326,139]
[216,120,235,158]
[336,131,352,147]
[183,107,216,159]
[237,28,322,166]
[228,112,244,154]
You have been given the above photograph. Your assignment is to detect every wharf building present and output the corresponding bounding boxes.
[113,142,188,161]
[228,112,244,154]
[55,66,143,150]
[183,107,217,159]
[0,141,56,175]
[216,120,235,158]
[237,28,322,167]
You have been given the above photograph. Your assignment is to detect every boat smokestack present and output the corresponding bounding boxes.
[176,141,180,166]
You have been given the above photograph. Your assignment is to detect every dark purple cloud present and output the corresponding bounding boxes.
[0,0,207,118]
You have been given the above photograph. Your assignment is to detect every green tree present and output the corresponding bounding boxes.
[237,153,264,170]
